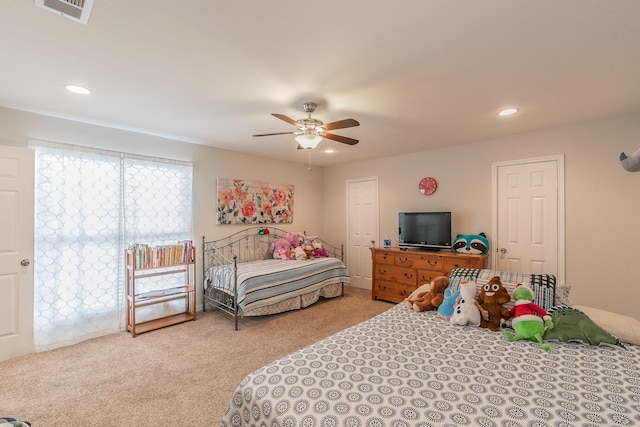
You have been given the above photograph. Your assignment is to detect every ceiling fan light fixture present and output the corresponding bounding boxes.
[295,133,323,149]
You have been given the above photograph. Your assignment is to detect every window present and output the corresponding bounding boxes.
[31,142,193,350]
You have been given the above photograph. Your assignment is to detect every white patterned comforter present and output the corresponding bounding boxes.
[221,304,640,427]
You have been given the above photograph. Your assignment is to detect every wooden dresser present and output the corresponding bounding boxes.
[370,247,488,303]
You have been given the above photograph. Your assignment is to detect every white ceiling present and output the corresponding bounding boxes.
[1,1,639,166]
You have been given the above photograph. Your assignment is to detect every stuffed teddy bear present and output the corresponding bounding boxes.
[303,244,314,259]
[437,287,460,320]
[408,275,449,312]
[450,280,487,327]
[501,283,554,350]
[452,233,490,255]
[272,238,291,259]
[477,276,511,331]
[404,282,431,309]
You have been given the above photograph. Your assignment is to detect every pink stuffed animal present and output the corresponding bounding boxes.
[272,238,290,259]
[312,239,328,257]
[284,232,300,248]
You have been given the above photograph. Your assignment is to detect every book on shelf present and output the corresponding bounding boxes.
[128,240,194,269]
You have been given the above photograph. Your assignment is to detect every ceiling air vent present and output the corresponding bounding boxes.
[35,0,95,25]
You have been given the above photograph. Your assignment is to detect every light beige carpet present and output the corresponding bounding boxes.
[1,287,392,426]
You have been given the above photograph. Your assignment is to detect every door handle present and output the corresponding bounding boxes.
[500,248,507,254]
[21,259,30,266]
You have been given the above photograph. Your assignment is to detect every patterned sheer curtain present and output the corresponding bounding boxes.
[31,142,192,351]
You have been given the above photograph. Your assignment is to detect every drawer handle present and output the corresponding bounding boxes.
[378,269,387,274]
[453,264,460,268]
[427,260,438,266]
[378,285,386,290]
[404,272,414,279]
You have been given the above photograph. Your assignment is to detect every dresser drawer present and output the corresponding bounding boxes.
[374,265,417,285]
[417,269,446,284]
[442,257,474,271]
[395,253,443,270]
[375,252,394,265]
[373,280,416,303]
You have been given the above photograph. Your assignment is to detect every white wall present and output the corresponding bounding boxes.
[3,106,640,317]
[0,107,325,307]
[323,111,640,318]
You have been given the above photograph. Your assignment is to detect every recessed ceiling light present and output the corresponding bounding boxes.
[498,108,519,116]
[65,85,91,95]
[323,148,335,154]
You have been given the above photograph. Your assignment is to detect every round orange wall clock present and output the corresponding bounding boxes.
[419,177,438,195]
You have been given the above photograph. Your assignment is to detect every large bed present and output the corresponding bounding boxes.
[202,227,350,330]
[220,268,640,426]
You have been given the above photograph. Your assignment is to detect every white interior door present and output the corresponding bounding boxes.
[0,145,35,361]
[492,155,565,282]
[346,177,379,290]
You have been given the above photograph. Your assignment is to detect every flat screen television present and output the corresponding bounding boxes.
[398,211,452,251]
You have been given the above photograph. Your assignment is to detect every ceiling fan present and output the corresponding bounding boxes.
[252,102,360,149]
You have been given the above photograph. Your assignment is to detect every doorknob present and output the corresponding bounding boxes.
[500,248,507,254]
[21,259,30,266]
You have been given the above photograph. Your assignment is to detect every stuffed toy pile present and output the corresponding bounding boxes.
[270,232,328,260]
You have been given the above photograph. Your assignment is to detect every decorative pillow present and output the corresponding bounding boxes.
[554,284,572,306]
[542,306,625,348]
[574,305,640,346]
[446,276,476,295]
[448,268,569,311]
[448,268,481,281]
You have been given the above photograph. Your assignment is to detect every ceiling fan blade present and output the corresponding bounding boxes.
[272,113,298,126]
[252,131,296,137]
[323,118,360,131]
[323,132,359,145]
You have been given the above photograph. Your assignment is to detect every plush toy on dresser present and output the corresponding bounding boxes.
[476,276,511,331]
[452,233,490,255]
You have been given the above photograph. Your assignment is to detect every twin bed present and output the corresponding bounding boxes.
[210,250,640,426]
[201,227,350,330]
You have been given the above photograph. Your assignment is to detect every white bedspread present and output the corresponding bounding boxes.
[221,304,640,427]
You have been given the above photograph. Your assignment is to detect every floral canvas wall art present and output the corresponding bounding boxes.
[217,178,295,224]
